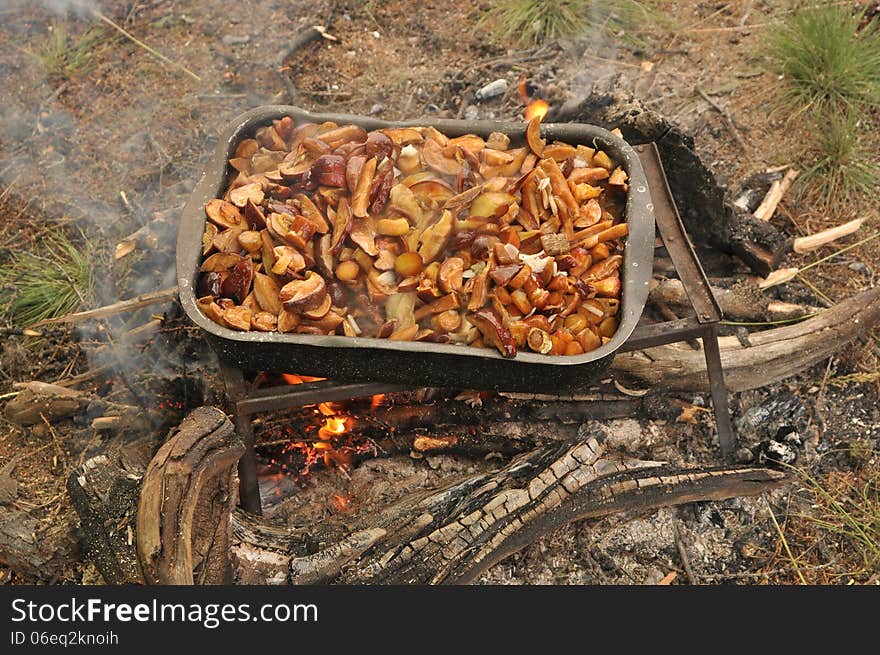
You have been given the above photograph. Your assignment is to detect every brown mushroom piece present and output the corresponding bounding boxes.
[417,210,454,264]
[330,197,354,254]
[251,311,278,332]
[351,156,377,218]
[310,154,348,188]
[220,258,254,305]
[279,271,328,311]
[223,306,253,331]
[468,308,517,358]
[205,199,244,229]
[252,272,283,315]
[229,182,265,208]
[438,257,464,293]
[525,116,546,157]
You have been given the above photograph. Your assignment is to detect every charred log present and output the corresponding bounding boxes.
[231,425,786,584]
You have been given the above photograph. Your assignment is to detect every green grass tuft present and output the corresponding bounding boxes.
[30,22,107,80]
[798,109,880,205]
[766,4,880,114]
[484,0,655,45]
[0,230,95,327]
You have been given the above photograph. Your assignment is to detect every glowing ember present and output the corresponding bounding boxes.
[331,494,349,512]
[525,99,549,122]
[318,402,337,416]
[370,394,386,410]
[280,373,326,385]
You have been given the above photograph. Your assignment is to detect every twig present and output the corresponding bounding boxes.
[695,86,748,150]
[92,11,201,82]
[792,218,864,254]
[765,497,807,585]
[754,168,800,221]
[30,287,177,327]
[672,517,699,585]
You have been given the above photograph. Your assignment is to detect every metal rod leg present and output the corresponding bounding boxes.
[702,324,735,458]
[218,362,263,515]
[233,408,262,515]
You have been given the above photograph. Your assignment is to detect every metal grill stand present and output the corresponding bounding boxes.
[219,143,734,515]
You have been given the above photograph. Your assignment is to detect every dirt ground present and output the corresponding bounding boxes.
[0,0,877,585]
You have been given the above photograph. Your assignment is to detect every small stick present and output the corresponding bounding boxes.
[672,518,699,585]
[92,11,201,82]
[30,287,177,327]
[754,168,799,221]
[792,218,864,253]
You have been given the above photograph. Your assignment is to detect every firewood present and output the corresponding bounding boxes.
[30,287,177,327]
[136,407,244,584]
[613,286,880,392]
[791,218,864,253]
[230,430,786,585]
[4,382,88,426]
[753,168,799,221]
[649,278,816,322]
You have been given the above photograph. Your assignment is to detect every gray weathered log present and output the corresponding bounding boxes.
[4,382,88,426]
[230,427,786,585]
[136,407,244,584]
[650,278,815,322]
[613,285,880,392]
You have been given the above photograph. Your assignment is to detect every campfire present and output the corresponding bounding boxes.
[5,85,878,589]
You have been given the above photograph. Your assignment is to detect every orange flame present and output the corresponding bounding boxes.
[370,394,386,410]
[525,99,549,122]
[281,373,326,385]
[331,494,349,512]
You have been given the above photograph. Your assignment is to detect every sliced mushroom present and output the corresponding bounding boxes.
[417,210,453,264]
[202,222,218,255]
[251,311,278,332]
[525,116,545,157]
[229,182,265,208]
[302,294,332,320]
[422,138,462,176]
[385,291,416,328]
[379,127,423,145]
[438,257,464,293]
[213,226,246,253]
[200,252,246,273]
[220,258,254,305]
[223,305,252,331]
[468,308,516,358]
[310,154,348,188]
[350,218,378,256]
[279,271,327,311]
[294,193,330,234]
[271,245,307,275]
[330,197,354,254]
[205,199,244,229]
[351,156,377,218]
[252,272,283,315]
[365,130,393,160]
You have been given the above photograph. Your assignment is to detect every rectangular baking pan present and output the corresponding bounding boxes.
[177,106,655,392]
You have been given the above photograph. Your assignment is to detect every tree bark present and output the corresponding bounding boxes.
[136,407,244,584]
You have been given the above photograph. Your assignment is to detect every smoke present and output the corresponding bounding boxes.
[30,0,99,18]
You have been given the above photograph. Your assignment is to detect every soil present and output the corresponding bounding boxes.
[0,0,877,586]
